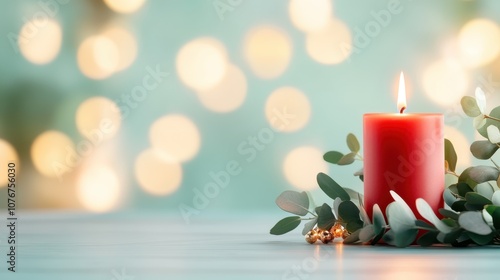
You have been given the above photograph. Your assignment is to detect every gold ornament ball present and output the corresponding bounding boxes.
[330,223,345,239]
[319,229,333,244]
[305,231,318,244]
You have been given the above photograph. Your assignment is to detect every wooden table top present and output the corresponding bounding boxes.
[0,212,499,280]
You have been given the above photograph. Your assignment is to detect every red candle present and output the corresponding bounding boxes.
[363,73,444,219]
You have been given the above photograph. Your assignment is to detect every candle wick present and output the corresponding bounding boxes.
[399,107,406,114]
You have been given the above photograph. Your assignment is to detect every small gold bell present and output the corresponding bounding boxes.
[319,229,333,244]
[305,230,318,244]
[330,223,345,239]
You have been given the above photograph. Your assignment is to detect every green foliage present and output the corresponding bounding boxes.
[461,96,481,117]
[346,133,360,152]
[317,203,336,230]
[270,216,302,235]
[445,139,457,172]
[275,191,309,216]
[323,151,344,164]
[316,173,350,201]
[271,104,500,247]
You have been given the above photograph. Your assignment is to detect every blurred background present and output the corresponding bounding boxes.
[1,0,500,218]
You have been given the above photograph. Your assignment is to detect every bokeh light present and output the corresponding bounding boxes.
[283,146,328,190]
[458,19,500,68]
[197,64,247,113]
[19,19,62,65]
[176,37,229,91]
[265,87,311,132]
[306,19,352,64]
[76,96,121,141]
[102,26,138,72]
[244,26,292,79]
[288,0,332,32]
[77,164,121,212]
[149,114,201,162]
[104,0,146,14]
[31,131,74,178]
[77,35,119,79]
[135,149,183,196]
[444,126,471,170]
[0,139,18,187]
[422,58,470,107]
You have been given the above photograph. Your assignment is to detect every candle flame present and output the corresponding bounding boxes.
[397,71,407,114]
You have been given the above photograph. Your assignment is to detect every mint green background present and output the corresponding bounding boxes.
[0,0,499,218]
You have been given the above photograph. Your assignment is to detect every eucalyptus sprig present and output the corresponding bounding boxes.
[270,87,500,247]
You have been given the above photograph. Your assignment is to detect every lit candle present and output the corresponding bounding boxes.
[363,72,444,219]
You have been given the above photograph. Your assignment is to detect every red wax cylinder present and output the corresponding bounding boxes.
[363,113,444,219]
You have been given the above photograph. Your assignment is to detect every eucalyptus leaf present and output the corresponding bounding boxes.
[416,198,453,233]
[439,208,459,220]
[323,151,344,164]
[445,139,457,172]
[475,87,487,115]
[487,125,500,143]
[485,205,500,229]
[371,230,385,245]
[467,232,494,245]
[343,228,361,244]
[333,197,342,219]
[458,211,493,235]
[465,192,492,211]
[477,106,500,138]
[316,173,350,201]
[389,228,418,248]
[389,191,416,220]
[470,140,498,160]
[359,205,371,226]
[275,191,310,216]
[444,188,459,207]
[353,168,363,177]
[372,204,386,235]
[492,191,500,206]
[347,133,360,152]
[457,182,474,197]
[346,220,364,233]
[461,96,481,117]
[337,152,357,165]
[359,225,375,242]
[338,200,360,223]
[344,188,364,204]
[317,203,336,230]
[451,200,467,212]
[385,203,418,247]
[474,115,487,129]
[417,231,439,247]
[482,209,494,228]
[442,218,458,228]
[270,216,301,235]
[415,219,436,231]
[302,217,318,235]
[475,182,495,200]
[437,229,463,243]
[459,166,500,186]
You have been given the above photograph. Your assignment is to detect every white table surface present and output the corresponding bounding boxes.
[0,211,499,280]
